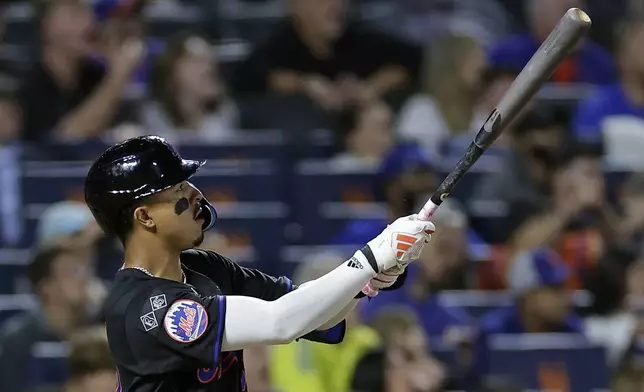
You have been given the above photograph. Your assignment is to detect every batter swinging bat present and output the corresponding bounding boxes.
[417,8,592,220]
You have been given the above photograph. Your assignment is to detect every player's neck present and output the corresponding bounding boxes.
[124,238,183,282]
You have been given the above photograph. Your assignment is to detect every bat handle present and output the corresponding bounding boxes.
[417,199,439,221]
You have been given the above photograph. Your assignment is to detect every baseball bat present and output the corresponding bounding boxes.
[417,8,592,220]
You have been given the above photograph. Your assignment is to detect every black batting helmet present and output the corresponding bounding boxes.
[84,136,217,239]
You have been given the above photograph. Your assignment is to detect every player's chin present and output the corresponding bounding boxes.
[192,231,205,248]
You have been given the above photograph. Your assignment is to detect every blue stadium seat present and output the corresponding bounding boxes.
[487,334,610,392]
[176,131,288,161]
[293,160,385,244]
[28,341,68,391]
[278,244,360,277]
[0,248,30,295]
[191,159,286,202]
[214,203,288,271]
[437,291,591,320]
[0,264,27,294]
[438,144,506,204]
[20,159,287,246]
[0,294,37,326]
[22,161,89,206]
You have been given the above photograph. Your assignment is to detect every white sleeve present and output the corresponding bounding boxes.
[317,299,359,331]
[220,252,375,351]
[296,280,359,331]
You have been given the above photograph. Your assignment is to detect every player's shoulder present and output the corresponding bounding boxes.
[181,248,236,272]
[181,248,226,262]
[105,269,188,317]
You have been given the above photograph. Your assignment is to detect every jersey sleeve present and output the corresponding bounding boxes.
[186,249,292,300]
[298,321,347,345]
[124,284,226,374]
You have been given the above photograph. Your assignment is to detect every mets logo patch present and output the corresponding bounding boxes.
[163,299,209,343]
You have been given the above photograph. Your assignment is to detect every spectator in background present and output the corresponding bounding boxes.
[360,200,474,343]
[234,0,421,112]
[469,248,583,383]
[572,18,644,168]
[244,346,272,392]
[613,173,644,255]
[506,143,627,289]
[269,256,380,392]
[438,66,520,154]
[19,0,144,143]
[352,308,447,392]
[0,243,94,392]
[65,326,116,392]
[0,88,22,245]
[330,100,395,170]
[375,0,511,47]
[614,258,644,392]
[0,91,18,144]
[397,34,487,158]
[92,0,163,90]
[143,33,240,143]
[584,262,639,369]
[472,107,567,243]
[34,201,107,307]
[489,0,615,85]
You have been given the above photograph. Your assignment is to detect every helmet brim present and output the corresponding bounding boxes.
[181,159,206,179]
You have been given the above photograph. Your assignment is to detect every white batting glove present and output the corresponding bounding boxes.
[372,265,406,289]
[360,265,407,298]
[355,215,434,298]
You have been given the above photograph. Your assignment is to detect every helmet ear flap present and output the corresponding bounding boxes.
[199,198,217,232]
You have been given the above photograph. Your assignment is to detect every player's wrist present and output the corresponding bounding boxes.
[356,245,380,274]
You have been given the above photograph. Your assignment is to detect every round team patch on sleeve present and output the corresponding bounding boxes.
[164,299,209,343]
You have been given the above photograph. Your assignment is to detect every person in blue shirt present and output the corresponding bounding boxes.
[572,18,644,167]
[469,248,584,384]
[489,0,615,85]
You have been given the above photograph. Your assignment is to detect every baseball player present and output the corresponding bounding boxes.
[85,136,435,392]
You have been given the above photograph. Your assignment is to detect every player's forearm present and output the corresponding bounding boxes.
[221,252,375,351]
[296,281,359,330]
[317,299,359,331]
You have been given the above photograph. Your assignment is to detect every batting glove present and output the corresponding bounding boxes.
[354,215,434,297]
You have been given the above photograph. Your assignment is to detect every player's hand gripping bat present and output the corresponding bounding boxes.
[417,8,592,220]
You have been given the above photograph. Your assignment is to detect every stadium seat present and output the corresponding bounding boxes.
[28,341,69,391]
[0,294,37,326]
[487,334,610,392]
[293,160,386,244]
[0,248,30,294]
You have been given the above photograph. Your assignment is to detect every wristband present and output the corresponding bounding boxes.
[360,245,379,274]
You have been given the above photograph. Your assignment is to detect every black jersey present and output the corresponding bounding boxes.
[105,249,346,392]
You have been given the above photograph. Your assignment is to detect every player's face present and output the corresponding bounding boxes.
[144,181,207,249]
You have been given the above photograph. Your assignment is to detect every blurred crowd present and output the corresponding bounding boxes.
[1,0,644,391]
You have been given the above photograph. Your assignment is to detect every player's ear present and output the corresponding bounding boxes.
[133,206,155,230]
